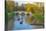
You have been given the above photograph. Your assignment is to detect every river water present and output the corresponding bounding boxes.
[12,12,43,30]
[12,12,33,30]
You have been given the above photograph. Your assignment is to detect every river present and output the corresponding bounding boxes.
[11,12,43,30]
[12,12,33,30]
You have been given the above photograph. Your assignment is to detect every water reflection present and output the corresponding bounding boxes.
[12,12,32,30]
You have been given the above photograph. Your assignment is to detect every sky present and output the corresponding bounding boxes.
[14,0,33,6]
[14,0,33,3]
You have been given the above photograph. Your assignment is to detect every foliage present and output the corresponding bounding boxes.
[6,1,15,12]
[25,3,44,24]
[6,1,44,24]
[6,1,15,21]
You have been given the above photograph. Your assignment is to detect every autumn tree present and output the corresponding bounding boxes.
[25,3,44,25]
[6,1,15,12]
